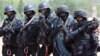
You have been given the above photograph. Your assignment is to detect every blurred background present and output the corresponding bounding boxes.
[0,0,100,56]
[0,0,99,20]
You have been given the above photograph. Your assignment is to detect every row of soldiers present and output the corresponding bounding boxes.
[0,2,99,56]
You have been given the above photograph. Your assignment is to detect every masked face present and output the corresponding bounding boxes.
[40,8,47,14]
[6,11,15,21]
[59,12,69,22]
[40,8,50,18]
[25,11,34,19]
[76,16,84,23]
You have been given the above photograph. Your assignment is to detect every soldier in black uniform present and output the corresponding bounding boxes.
[72,10,99,56]
[52,5,74,56]
[37,2,56,56]
[17,4,39,56]
[64,10,99,56]
[0,5,22,56]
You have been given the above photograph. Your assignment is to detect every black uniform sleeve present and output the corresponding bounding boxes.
[14,20,23,36]
[65,25,86,40]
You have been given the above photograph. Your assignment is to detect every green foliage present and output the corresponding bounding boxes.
[50,0,92,15]
[17,0,24,19]
[0,0,99,20]
[97,5,100,17]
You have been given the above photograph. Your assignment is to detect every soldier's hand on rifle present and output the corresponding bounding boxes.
[4,28,14,33]
[78,24,88,32]
[20,27,27,31]
[20,28,24,31]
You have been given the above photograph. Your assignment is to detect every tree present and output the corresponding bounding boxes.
[18,0,24,17]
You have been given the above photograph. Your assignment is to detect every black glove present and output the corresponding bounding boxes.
[78,25,87,32]
[4,28,14,34]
